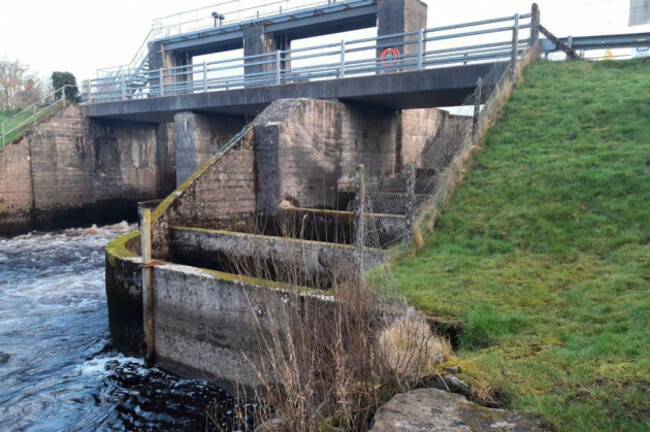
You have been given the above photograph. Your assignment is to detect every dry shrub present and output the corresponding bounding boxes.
[221,275,453,432]
[379,312,451,383]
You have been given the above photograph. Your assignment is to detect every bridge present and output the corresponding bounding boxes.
[82,0,536,122]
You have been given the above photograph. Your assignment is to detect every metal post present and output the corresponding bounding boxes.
[139,205,155,367]
[417,28,424,69]
[159,69,164,96]
[275,50,282,85]
[405,164,416,246]
[473,77,482,137]
[530,3,540,48]
[511,13,520,82]
[353,164,366,281]
[62,86,66,109]
[203,61,208,92]
[340,40,346,78]
[33,105,36,127]
[1,122,5,147]
[122,74,127,100]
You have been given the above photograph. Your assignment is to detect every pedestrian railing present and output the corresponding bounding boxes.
[1,85,76,148]
[84,12,532,104]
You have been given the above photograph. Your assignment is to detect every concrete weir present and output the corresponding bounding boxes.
[105,97,469,388]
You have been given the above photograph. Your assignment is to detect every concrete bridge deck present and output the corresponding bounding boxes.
[83,62,507,122]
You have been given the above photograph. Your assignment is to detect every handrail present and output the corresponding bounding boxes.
[1,85,77,148]
[152,0,336,40]
[84,12,532,104]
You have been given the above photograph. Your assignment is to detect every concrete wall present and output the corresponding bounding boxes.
[174,112,246,185]
[171,227,385,287]
[0,106,177,235]
[254,99,399,215]
[152,128,257,258]
[398,108,451,170]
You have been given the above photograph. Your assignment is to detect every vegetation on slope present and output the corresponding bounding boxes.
[392,59,650,432]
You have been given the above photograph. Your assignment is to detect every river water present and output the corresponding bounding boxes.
[0,223,238,431]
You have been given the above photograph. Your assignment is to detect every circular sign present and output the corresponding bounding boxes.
[380,47,401,67]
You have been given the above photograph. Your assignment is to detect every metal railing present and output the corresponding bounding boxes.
[84,13,532,104]
[152,0,337,40]
[1,85,76,148]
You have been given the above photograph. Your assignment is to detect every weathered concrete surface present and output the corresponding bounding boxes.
[152,128,257,258]
[0,106,177,235]
[106,228,333,391]
[170,227,385,287]
[370,388,551,432]
[105,231,143,357]
[173,112,246,185]
[152,261,331,392]
[83,63,508,122]
[254,99,398,215]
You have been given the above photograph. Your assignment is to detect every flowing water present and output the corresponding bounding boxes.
[0,223,238,431]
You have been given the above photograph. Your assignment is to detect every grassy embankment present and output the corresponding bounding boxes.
[0,101,65,146]
[392,59,650,432]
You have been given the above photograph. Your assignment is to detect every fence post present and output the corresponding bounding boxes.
[417,28,424,69]
[203,61,208,92]
[511,13,520,82]
[62,86,66,109]
[139,204,155,367]
[159,69,164,96]
[122,73,127,100]
[353,164,366,281]
[530,3,540,48]
[1,122,5,147]
[33,105,36,127]
[340,40,346,78]
[473,77,482,137]
[405,164,416,246]
[275,50,282,85]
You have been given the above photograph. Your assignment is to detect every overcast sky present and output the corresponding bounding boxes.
[0,0,645,82]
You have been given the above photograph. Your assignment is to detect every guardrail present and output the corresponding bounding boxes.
[84,12,532,104]
[1,85,76,148]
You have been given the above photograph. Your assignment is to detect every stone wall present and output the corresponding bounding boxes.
[0,106,177,235]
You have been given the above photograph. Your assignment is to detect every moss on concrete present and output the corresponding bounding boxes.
[106,230,140,266]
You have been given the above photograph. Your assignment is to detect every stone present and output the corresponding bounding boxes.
[370,388,551,432]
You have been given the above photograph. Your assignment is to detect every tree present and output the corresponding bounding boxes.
[51,71,78,101]
[0,58,27,110]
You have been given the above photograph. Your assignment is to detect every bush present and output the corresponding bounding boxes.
[51,71,77,100]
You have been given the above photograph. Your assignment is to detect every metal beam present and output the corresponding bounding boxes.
[541,32,650,52]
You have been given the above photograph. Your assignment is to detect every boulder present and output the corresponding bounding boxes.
[370,388,551,431]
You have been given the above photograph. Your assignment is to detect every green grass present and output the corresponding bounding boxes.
[392,59,650,432]
[1,102,65,146]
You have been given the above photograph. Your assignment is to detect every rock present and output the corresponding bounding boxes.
[443,375,471,393]
[443,366,460,374]
[369,388,551,432]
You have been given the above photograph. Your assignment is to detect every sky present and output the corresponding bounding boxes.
[0,0,646,83]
